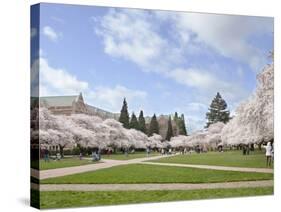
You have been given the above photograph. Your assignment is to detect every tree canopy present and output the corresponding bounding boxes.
[206,92,230,127]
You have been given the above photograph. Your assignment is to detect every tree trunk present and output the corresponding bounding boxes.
[59,145,64,158]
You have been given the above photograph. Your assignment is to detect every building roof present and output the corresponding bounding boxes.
[40,95,80,107]
[86,104,119,120]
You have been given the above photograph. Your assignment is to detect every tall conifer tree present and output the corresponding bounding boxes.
[166,116,174,141]
[119,98,130,129]
[178,114,187,135]
[129,112,139,130]
[206,92,230,127]
[149,114,159,136]
[138,110,147,134]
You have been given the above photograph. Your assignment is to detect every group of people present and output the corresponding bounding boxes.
[43,148,61,162]
[42,142,274,168]
[91,149,101,161]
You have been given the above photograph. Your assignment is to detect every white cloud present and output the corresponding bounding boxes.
[43,26,61,42]
[168,68,248,103]
[94,9,268,102]
[96,9,272,73]
[168,68,222,90]
[94,9,181,72]
[35,57,147,113]
[171,12,273,71]
[93,9,267,127]
[39,58,89,95]
[89,85,147,113]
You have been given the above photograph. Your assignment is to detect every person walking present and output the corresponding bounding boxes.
[265,142,273,167]
[271,143,274,165]
[146,147,150,157]
[44,148,49,162]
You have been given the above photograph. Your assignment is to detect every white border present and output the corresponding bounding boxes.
[0,0,280,212]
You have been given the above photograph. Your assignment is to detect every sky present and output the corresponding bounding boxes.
[31,3,273,132]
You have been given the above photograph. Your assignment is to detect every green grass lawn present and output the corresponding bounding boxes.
[41,164,273,184]
[39,158,99,170]
[39,187,273,208]
[149,150,272,168]
[100,152,159,160]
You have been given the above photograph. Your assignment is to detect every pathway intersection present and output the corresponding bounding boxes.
[31,154,273,192]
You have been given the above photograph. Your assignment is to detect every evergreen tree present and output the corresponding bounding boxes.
[206,92,230,127]
[149,114,159,136]
[178,114,187,135]
[138,110,147,134]
[166,116,174,141]
[173,112,180,135]
[174,112,179,122]
[129,112,139,130]
[119,98,130,129]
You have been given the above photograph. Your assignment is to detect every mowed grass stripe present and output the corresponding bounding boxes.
[41,164,273,184]
[149,150,271,168]
[39,187,274,208]
[39,158,99,170]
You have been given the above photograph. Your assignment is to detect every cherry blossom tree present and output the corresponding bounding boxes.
[70,114,109,149]
[222,62,273,145]
[103,119,129,150]
[205,122,225,149]
[147,134,163,150]
[39,108,75,156]
[127,129,148,149]
[170,135,186,148]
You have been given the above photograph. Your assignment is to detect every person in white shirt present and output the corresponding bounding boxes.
[265,142,273,167]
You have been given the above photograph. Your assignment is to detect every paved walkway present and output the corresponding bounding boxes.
[32,154,176,180]
[142,162,274,173]
[31,153,273,180]
[33,180,273,191]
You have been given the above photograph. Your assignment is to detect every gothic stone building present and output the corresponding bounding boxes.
[40,93,119,119]
[40,93,181,141]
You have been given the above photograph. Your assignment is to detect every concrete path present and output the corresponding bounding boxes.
[33,180,273,192]
[32,154,176,180]
[31,153,273,180]
[142,162,274,174]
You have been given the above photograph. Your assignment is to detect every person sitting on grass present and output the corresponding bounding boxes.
[92,151,99,161]
[56,152,61,161]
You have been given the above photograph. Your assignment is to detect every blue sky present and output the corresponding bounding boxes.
[31,3,273,132]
